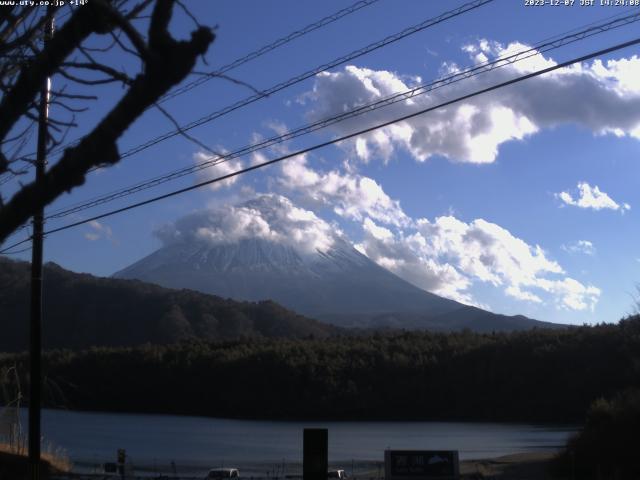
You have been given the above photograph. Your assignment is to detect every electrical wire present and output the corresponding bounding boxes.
[1,244,33,255]
[2,0,494,243]
[160,0,382,103]
[7,0,493,206]
[41,10,640,222]
[3,0,382,175]
[20,0,492,168]
[3,35,639,254]
[115,0,494,161]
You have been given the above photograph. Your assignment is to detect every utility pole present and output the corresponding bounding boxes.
[29,10,54,480]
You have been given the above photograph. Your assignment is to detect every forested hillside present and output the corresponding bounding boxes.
[2,317,638,422]
[0,258,339,352]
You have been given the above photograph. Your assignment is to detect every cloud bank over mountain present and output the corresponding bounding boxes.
[174,39,640,315]
[157,191,600,312]
[155,194,338,255]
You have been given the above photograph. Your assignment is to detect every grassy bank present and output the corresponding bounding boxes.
[0,442,71,479]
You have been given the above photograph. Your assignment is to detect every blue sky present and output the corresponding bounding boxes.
[3,0,640,325]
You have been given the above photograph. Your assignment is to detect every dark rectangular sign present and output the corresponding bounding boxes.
[385,450,459,480]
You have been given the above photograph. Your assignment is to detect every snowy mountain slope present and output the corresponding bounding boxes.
[114,236,463,319]
[114,235,553,331]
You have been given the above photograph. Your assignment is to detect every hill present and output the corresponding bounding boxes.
[0,257,339,352]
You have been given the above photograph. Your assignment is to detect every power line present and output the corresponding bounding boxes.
[160,0,381,103]
[42,10,640,222]
[115,0,493,161]
[9,0,492,205]
[5,0,382,175]
[2,35,638,255]
[1,244,33,255]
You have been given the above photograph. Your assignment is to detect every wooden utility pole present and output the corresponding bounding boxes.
[29,10,54,480]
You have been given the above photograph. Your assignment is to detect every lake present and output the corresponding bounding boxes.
[20,408,578,476]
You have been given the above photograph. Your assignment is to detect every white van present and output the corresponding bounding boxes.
[328,470,347,479]
[206,468,240,479]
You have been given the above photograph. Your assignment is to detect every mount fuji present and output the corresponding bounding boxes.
[114,196,556,331]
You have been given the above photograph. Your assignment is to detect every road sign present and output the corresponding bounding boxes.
[385,450,459,480]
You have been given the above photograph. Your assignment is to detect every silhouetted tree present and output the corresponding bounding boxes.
[0,0,215,243]
[555,388,640,479]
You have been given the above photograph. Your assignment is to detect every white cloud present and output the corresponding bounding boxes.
[505,286,542,304]
[562,240,596,256]
[536,277,601,311]
[84,220,113,242]
[160,166,601,311]
[556,182,630,212]
[357,215,600,311]
[304,45,640,164]
[363,217,393,241]
[590,56,640,95]
[156,194,338,255]
[280,155,410,227]
[417,216,564,285]
[272,139,601,311]
[194,151,244,190]
[359,217,475,305]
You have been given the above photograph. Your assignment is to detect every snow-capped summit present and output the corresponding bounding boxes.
[114,195,553,331]
[114,234,462,323]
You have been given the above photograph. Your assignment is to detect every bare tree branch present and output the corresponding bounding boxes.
[57,68,127,86]
[176,0,201,28]
[154,102,221,157]
[49,100,89,114]
[191,70,267,97]
[0,9,51,57]
[0,0,215,243]
[109,29,143,59]
[0,1,113,147]
[61,62,134,85]
[99,1,151,61]
[125,0,155,20]
[49,91,98,101]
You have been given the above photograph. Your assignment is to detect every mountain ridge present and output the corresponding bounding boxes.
[0,257,339,352]
[114,236,559,331]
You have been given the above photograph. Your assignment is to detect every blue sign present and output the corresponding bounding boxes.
[384,450,459,480]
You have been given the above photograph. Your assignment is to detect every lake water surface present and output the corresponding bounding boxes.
[24,409,578,476]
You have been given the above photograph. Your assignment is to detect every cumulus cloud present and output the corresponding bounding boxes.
[359,217,475,305]
[271,138,601,311]
[280,155,410,227]
[304,44,640,164]
[557,182,630,212]
[157,177,600,311]
[562,240,596,256]
[84,220,113,242]
[357,215,600,311]
[194,151,244,190]
[155,194,338,255]
[536,277,601,311]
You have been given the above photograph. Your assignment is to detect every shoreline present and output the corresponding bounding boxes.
[68,452,562,478]
[460,452,558,479]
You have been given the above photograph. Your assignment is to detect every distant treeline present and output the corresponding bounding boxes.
[2,317,639,422]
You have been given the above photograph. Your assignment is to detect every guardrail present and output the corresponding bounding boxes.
[51,476,384,480]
